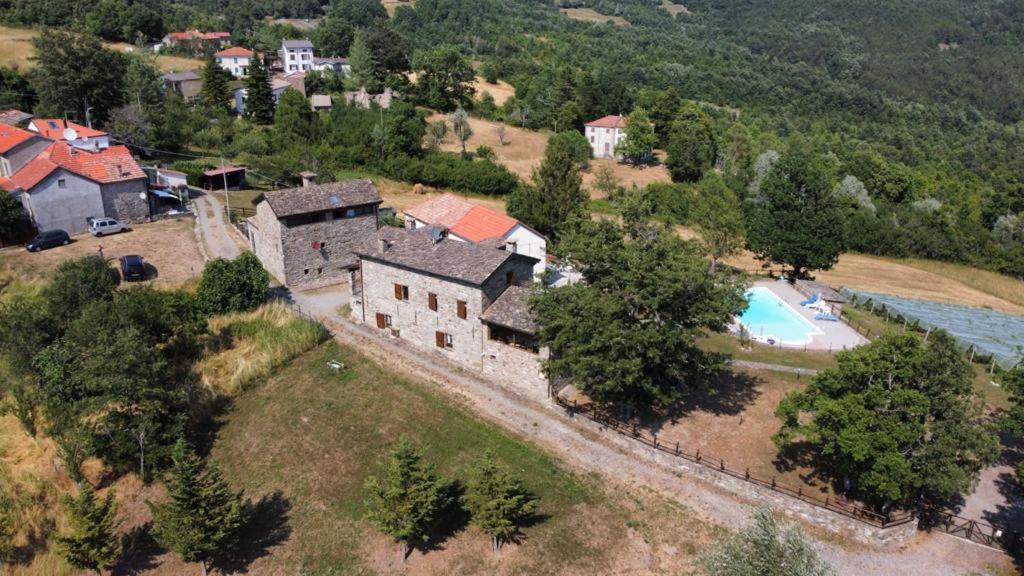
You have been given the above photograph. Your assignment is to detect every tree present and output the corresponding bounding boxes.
[244,57,275,124]
[41,257,116,329]
[31,31,127,125]
[108,103,150,149]
[85,0,129,40]
[693,175,745,272]
[349,23,410,93]
[200,55,233,111]
[463,451,537,552]
[775,332,999,508]
[744,153,846,279]
[56,484,122,575]
[639,87,683,144]
[548,130,591,168]
[0,190,24,242]
[313,17,355,57]
[123,55,164,114]
[998,366,1024,484]
[413,45,475,112]
[148,440,244,576]
[149,93,189,152]
[533,219,746,407]
[449,107,473,154]
[665,102,716,183]
[616,108,656,166]
[425,119,448,152]
[507,132,588,239]
[698,507,834,576]
[196,252,270,315]
[329,0,388,27]
[0,484,17,565]
[364,439,453,562]
[273,87,320,147]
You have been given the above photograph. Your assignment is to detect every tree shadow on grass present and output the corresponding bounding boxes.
[111,524,162,576]
[771,439,832,492]
[215,490,293,574]
[416,481,471,555]
[637,369,762,436]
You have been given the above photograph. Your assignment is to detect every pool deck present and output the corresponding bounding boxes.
[747,279,867,352]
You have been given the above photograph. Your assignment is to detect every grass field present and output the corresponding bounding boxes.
[560,8,630,26]
[0,26,203,73]
[205,341,719,575]
[660,0,692,16]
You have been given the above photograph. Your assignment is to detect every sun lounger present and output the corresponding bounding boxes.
[815,312,840,321]
[800,293,820,306]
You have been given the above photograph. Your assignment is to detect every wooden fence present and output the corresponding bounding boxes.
[552,394,915,529]
[919,506,1023,554]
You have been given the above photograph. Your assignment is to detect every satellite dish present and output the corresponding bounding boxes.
[62,127,78,141]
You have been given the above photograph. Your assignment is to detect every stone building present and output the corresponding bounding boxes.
[247,179,382,288]
[350,226,549,395]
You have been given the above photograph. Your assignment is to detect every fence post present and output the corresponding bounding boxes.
[825,495,829,507]
[771,476,776,490]
[745,468,749,480]
[696,449,701,463]
[797,486,802,499]
[675,442,679,455]
[720,459,724,471]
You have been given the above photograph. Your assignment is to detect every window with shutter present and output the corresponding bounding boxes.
[428,293,438,311]
[394,283,408,300]
[435,331,445,347]
[376,313,386,329]
[457,300,467,319]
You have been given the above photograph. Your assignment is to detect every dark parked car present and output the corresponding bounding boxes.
[120,255,147,281]
[25,230,70,252]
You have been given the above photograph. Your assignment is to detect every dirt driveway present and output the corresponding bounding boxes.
[0,217,205,289]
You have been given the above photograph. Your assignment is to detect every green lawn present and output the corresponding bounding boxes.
[699,332,839,372]
[212,341,716,574]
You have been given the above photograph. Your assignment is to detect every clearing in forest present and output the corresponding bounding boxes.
[560,8,629,26]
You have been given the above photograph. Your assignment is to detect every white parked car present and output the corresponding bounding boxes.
[88,217,128,237]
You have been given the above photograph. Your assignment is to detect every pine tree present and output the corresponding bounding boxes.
[463,451,537,552]
[507,133,588,239]
[244,57,275,125]
[348,32,379,93]
[56,484,122,575]
[273,88,320,147]
[363,439,452,563]
[148,439,244,576]
[200,56,232,112]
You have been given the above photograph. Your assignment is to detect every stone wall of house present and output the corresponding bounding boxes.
[248,202,286,284]
[280,209,378,288]
[100,178,150,223]
[360,258,488,368]
[481,335,548,400]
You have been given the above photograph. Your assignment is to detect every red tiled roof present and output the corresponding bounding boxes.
[167,31,195,40]
[30,119,106,140]
[585,114,627,129]
[5,142,145,192]
[0,125,36,154]
[404,193,474,229]
[201,32,231,39]
[215,47,254,58]
[6,152,57,190]
[450,205,518,242]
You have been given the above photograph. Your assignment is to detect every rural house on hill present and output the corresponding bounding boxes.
[585,114,627,159]
[28,119,109,150]
[215,46,255,77]
[0,125,50,178]
[247,179,382,288]
[404,193,548,277]
[349,226,548,394]
[280,39,314,72]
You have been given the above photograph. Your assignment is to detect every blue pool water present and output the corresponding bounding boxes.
[738,287,819,345]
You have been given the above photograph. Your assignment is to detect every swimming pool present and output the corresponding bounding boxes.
[738,287,822,345]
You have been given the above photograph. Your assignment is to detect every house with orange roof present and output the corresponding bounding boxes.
[584,114,627,159]
[403,193,547,276]
[1,142,149,234]
[161,30,231,54]
[0,125,50,179]
[215,46,256,77]
[28,119,109,151]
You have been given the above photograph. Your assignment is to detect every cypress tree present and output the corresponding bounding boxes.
[244,57,275,125]
[56,484,122,574]
[148,439,244,576]
[463,451,537,552]
[507,133,588,239]
[200,56,232,112]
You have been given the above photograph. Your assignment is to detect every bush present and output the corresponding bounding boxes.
[476,145,496,161]
[171,160,217,187]
[42,256,117,327]
[196,252,270,315]
[382,154,519,196]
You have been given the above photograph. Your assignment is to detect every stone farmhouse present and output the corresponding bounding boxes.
[404,193,548,277]
[584,114,627,159]
[349,226,548,394]
[247,179,382,289]
[215,47,255,77]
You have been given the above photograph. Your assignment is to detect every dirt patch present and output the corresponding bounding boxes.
[381,0,415,17]
[0,217,205,290]
[561,8,629,26]
[660,0,692,16]
[583,157,673,197]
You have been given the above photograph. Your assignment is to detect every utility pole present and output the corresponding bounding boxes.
[221,157,231,218]
[83,97,93,129]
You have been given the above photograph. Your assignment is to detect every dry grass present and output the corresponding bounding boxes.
[0,218,206,291]
[197,302,328,395]
[560,8,629,26]
[583,156,672,196]
[470,77,516,106]
[660,0,692,16]
[381,0,415,17]
[427,113,550,182]
[0,26,203,73]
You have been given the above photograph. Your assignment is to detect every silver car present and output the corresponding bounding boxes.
[88,217,128,237]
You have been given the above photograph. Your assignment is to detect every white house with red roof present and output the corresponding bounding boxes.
[215,47,255,77]
[584,114,627,159]
[403,193,547,277]
[28,119,109,151]
[0,142,149,234]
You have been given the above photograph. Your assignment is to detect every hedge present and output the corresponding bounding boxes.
[381,154,519,196]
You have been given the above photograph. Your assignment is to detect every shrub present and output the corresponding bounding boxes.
[196,252,270,315]
[382,154,519,196]
[171,160,217,187]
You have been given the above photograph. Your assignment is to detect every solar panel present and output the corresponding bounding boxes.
[48,121,58,129]
[328,195,340,206]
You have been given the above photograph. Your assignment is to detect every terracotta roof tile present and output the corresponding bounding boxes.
[585,114,627,129]
[404,193,474,229]
[8,153,57,190]
[0,125,36,153]
[50,144,146,183]
[30,119,106,140]
[215,47,254,58]
[449,205,518,242]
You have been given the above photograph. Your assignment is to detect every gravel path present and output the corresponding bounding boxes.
[193,193,241,260]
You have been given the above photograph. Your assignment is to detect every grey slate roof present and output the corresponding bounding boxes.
[282,39,314,49]
[355,227,538,286]
[161,71,200,82]
[257,179,382,217]
[480,285,538,335]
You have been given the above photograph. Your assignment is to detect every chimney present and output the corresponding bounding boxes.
[505,240,518,253]
[378,238,391,253]
[301,171,317,188]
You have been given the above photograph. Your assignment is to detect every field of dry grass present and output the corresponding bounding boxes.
[0,26,203,73]
[660,0,692,16]
[471,77,516,106]
[583,157,672,196]
[381,0,415,17]
[560,7,629,26]
[427,113,550,182]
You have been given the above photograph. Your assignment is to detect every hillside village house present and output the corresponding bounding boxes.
[404,193,547,277]
[0,125,51,178]
[248,179,382,288]
[311,57,350,76]
[215,47,255,77]
[161,71,203,103]
[350,226,548,393]
[280,39,314,72]
[233,79,293,115]
[161,31,231,54]
[344,88,397,109]
[0,135,149,234]
[585,114,627,159]
[28,119,109,151]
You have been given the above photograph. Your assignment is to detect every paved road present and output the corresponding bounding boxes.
[193,192,240,260]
